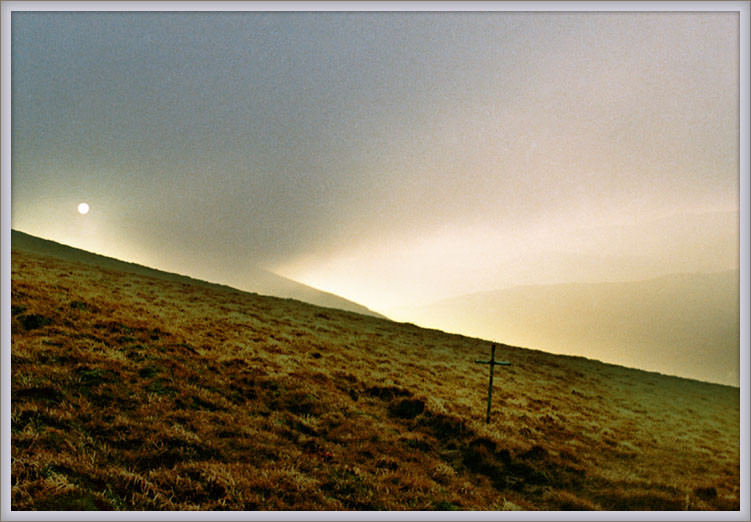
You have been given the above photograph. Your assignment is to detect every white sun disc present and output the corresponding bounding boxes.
[77,202,90,215]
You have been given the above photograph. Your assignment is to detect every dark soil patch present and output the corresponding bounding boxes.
[19,313,53,330]
[388,398,425,419]
[520,444,548,461]
[694,486,717,501]
[14,386,63,403]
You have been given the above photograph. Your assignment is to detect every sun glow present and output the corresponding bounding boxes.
[77,202,90,215]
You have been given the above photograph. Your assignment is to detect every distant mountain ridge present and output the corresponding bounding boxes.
[11,230,386,319]
[398,271,740,386]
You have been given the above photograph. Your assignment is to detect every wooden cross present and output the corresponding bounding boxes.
[474,344,511,423]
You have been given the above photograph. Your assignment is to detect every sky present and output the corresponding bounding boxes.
[10,8,742,316]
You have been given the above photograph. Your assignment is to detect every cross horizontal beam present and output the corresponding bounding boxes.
[474,359,511,365]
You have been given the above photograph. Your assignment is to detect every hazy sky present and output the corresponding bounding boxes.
[11,8,740,314]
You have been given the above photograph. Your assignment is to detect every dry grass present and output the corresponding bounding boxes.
[10,247,740,511]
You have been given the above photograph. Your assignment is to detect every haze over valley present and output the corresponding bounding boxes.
[396,270,740,387]
[10,230,385,319]
[12,216,740,387]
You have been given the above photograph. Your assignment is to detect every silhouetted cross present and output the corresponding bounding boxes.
[474,344,511,423]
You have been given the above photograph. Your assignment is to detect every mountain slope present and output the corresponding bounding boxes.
[11,229,386,319]
[397,272,740,386]
[9,245,740,511]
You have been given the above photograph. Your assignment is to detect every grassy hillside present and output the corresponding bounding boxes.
[399,272,740,387]
[10,247,740,511]
[11,230,386,319]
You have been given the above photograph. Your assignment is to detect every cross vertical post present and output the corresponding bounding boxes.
[474,344,511,423]
[486,345,496,423]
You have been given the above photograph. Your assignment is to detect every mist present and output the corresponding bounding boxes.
[11,10,740,316]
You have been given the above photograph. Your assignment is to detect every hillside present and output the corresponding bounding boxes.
[396,272,740,387]
[10,246,740,511]
[11,230,386,319]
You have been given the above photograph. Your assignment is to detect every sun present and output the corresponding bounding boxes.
[77,202,90,215]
